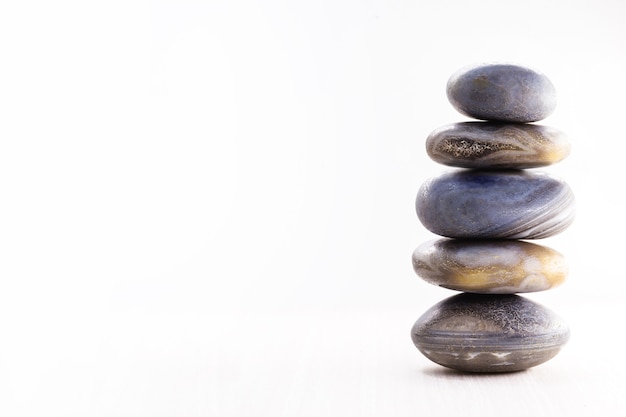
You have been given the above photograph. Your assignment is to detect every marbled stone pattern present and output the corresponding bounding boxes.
[411,293,570,372]
[426,122,570,169]
[415,170,575,239]
[412,239,567,294]
[446,63,557,123]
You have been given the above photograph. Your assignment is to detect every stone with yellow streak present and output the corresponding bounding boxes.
[426,122,570,169]
[412,238,567,294]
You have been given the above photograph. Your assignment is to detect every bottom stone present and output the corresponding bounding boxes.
[411,293,569,373]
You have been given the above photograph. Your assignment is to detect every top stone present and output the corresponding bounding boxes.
[447,63,557,123]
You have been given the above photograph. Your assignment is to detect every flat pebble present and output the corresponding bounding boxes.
[415,170,575,239]
[411,293,570,372]
[426,122,570,169]
[447,63,556,122]
[412,239,568,294]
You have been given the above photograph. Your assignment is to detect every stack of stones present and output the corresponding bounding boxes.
[410,63,575,373]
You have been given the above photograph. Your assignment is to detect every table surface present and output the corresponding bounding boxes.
[5,303,616,416]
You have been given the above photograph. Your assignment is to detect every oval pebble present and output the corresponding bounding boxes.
[447,63,556,122]
[411,293,570,372]
[412,238,568,294]
[426,122,570,169]
[415,170,575,239]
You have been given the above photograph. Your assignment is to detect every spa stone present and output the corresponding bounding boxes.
[415,170,575,239]
[426,122,570,169]
[412,239,568,294]
[411,293,570,372]
[447,64,556,123]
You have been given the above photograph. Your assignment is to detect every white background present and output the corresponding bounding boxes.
[1,0,625,415]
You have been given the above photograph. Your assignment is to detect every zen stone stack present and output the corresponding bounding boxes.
[411,63,574,373]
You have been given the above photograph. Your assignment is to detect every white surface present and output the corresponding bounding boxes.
[1,0,625,415]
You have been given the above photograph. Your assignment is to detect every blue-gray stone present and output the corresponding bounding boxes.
[411,293,570,372]
[415,170,575,239]
[447,64,557,123]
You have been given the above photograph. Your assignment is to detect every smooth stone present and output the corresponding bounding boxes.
[412,239,568,294]
[425,122,570,169]
[415,170,575,239]
[447,63,557,122]
[411,293,570,373]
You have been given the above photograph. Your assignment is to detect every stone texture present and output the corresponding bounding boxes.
[447,63,557,122]
[426,122,570,169]
[415,170,575,239]
[412,238,568,294]
[411,293,570,372]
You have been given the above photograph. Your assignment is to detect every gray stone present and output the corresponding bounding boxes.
[411,293,570,372]
[447,63,557,122]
